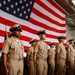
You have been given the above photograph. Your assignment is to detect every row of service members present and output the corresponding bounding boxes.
[27,34,75,75]
[1,24,75,75]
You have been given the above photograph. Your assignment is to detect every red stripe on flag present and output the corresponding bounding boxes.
[0,17,66,39]
[48,0,66,14]
[35,0,65,20]
[1,17,66,34]
[32,8,66,27]
[29,18,66,33]
[0,17,15,26]
[0,29,66,42]
[0,30,10,37]
[0,43,3,49]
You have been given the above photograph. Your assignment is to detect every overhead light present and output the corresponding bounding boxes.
[72,0,75,5]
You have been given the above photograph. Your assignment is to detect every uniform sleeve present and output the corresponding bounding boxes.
[20,41,25,53]
[27,48,30,55]
[34,42,39,53]
[56,45,60,54]
[48,49,51,56]
[22,45,25,54]
[67,45,71,53]
[2,39,10,54]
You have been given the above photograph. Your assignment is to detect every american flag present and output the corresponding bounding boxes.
[0,0,66,50]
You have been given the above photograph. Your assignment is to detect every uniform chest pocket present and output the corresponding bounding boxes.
[39,45,44,50]
[38,46,42,53]
[30,52,33,55]
[20,44,24,54]
[20,44,24,50]
[51,51,54,55]
[60,47,66,54]
[10,44,15,51]
[39,45,46,54]
[9,44,15,54]
[60,47,63,53]
[71,49,74,53]
[21,44,23,48]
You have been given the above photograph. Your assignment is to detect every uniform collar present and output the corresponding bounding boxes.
[11,36,19,42]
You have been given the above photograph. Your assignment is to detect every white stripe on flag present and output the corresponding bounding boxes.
[0,23,66,39]
[31,13,66,30]
[41,0,65,17]
[34,2,65,24]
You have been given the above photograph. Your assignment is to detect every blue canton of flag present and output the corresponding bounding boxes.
[0,0,34,20]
